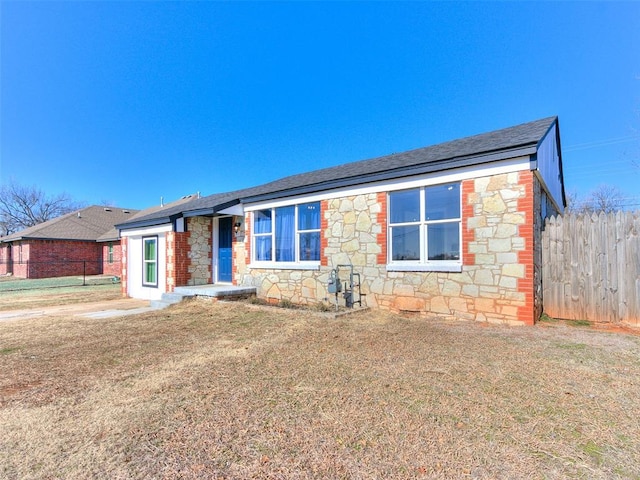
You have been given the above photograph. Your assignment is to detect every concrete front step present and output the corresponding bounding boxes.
[150,292,193,309]
[174,285,257,299]
[150,285,257,309]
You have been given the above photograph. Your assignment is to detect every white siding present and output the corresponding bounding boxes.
[127,233,167,301]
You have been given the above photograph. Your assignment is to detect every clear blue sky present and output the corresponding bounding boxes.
[1,1,639,211]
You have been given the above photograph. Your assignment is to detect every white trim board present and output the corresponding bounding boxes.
[120,224,173,237]
[244,157,530,211]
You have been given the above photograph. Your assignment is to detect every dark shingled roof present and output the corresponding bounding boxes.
[1,206,139,243]
[119,116,558,230]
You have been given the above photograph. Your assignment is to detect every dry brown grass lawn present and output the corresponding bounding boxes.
[1,299,639,479]
[0,282,122,311]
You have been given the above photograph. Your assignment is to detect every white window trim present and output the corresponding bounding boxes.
[142,236,158,287]
[387,184,463,270]
[250,202,322,268]
[249,261,321,271]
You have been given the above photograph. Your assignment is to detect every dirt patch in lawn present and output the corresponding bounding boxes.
[1,298,639,479]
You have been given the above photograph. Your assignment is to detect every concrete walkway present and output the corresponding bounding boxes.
[0,298,156,322]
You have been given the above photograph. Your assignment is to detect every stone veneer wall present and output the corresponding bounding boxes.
[165,217,212,290]
[186,217,212,286]
[463,170,535,325]
[236,170,540,325]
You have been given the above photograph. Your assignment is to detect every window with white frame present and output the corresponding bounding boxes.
[253,201,321,263]
[388,183,461,265]
[142,236,158,286]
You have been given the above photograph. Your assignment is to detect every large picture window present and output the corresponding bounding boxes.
[389,183,461,267]
[252,201,321,264]
[143,236,158,286]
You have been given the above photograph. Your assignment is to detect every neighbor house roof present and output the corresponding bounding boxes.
[1,205,139,243]
[118,116,561,230]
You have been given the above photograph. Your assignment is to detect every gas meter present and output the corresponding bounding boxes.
[328,269,341,294]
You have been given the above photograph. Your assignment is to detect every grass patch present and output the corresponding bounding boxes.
[581,440,604,464]
[0,347,20,355]
[539,312,559,323]
[539,313,593,328]
[0,275,116,292]
[1,302,639,479]
[567,319,593,327]
[0,283,121,311]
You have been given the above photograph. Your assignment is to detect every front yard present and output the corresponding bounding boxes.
[0,276,121,311]
[1,299,639,479]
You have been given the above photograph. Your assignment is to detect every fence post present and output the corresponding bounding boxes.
[83,261,86,286]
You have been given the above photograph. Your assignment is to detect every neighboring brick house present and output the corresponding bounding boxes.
[0,206,138,279]
[117,117,565,325]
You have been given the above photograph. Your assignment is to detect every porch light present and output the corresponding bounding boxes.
[234,222,242,234]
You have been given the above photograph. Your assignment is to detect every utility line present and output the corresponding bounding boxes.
[564,135,639,152]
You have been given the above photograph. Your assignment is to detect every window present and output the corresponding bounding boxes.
[143,236,158,286]
[253,201,321,264]
[389,183,461,267]
[107,243,114,264]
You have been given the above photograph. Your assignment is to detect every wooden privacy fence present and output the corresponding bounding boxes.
[542,212,640,325]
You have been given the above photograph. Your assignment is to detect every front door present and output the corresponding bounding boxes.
[217,217,233,283]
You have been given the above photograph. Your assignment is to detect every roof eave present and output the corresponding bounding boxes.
[182,208,215,218]
[182,199,242,218]
[1,236,98,242]
[116,215,178,232]
[0,236,24,243]
[242,145,537,204]
[97,236,121,243]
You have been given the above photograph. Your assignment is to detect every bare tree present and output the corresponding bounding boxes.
[0,181,85,236]
[563,190,585,214]
[577,184,626,214]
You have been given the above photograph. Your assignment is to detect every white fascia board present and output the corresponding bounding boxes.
[119,224,173,237]
[244,156,530,211]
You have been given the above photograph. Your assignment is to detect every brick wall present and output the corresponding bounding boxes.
[164,217,213,291]
[0,245,9,275]
[101,242,123,277]
[121,237,128,296]
[166,230,191,292]
[2,239,104,279]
